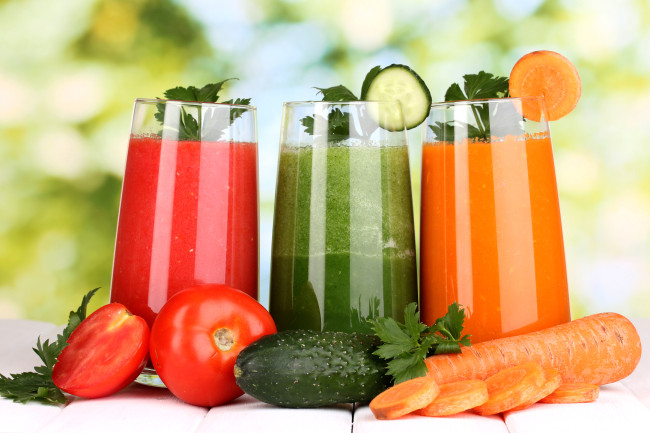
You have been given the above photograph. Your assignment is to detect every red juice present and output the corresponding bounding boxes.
[110,135,259,327]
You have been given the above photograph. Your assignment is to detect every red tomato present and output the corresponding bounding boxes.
[149,284,276,407]
[52,303,149,398]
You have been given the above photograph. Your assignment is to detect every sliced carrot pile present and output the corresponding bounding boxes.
[369,376,439,420]
[509,368,562,411]
[417,379,488,417]
[540,383,599,404]
[473,362,545,416]
[509,50,581,122]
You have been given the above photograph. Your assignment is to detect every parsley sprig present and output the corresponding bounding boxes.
[300,66,382,141]
[0,288,99,405]
[430,71,513,141]
[369,302,471,384]
[155,80,251,141]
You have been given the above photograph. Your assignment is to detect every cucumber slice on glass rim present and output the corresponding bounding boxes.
[363,64,432,130]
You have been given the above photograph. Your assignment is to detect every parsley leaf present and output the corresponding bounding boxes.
[432,71,511,142]
[369,302,471,384]
[300,66,383,141]
[315,85,358,102]
[462,71,509,100]
[359,65,382,100]
[154,80,251,141]
[223,97,252,125]
[0,288,99,405]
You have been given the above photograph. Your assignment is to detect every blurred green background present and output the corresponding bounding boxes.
[1,0,649,324]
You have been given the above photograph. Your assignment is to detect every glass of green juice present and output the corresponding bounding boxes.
[269,101,418,333]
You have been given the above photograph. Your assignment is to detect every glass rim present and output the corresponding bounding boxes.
[134,97,256,111]
[429,96,544,109]
[283,100,402,107]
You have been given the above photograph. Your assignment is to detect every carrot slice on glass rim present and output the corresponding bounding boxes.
[369,376,440,420]
[416,379,489,417]
[509,50,581,122]
[540,383,599,404]
[473,362,545,416]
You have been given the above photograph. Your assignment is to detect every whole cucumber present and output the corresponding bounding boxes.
[234,330,390,408]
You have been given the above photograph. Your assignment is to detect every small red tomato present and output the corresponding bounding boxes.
[150,284,276,407]
[52,303,149,398]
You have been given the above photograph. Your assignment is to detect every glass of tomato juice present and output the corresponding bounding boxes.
[269,101,418,333]
[419,97,571,343]
[110,99,259,382]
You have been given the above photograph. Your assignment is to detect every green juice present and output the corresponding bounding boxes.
[270,143,418,333]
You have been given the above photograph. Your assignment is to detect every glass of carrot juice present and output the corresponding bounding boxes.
[419,97,570,343]
[110,99,259,384]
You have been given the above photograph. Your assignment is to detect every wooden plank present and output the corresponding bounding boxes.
[0,319,58,374]
[0,320,63,432]
[197,394,353,433]
[0,398,61,433]
[35,385,207,433]
[353,405,509,433]
[503,382,650,433]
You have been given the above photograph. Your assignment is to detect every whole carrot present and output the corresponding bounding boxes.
[425,313,641,386]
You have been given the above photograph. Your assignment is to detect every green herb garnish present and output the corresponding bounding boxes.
[0,288,99,405]
[430,71,513,141]
[300,67,381,141]
[369,302,471,384]
[155,80,251,141]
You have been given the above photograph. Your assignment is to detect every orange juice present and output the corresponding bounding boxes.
[420,134,570,343]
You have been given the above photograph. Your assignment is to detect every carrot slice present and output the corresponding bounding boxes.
[540,383,599,404]
[473,362,545,416]
[509,368,562,411]
[370,376,440,420]
[416,379,488,417]
[509,50,581,121]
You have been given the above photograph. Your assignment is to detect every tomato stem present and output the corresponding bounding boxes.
[213,328,234,351]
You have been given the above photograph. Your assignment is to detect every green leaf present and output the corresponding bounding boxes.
[370,302,471,384]
[444,82,466,102]
[164,86,198,102]
[155,81,251,140]
[433,71,510,142]
[434,302,466,341]
[370,316,413,350]
[373,342,412,360]
[403,302,427,340]
[386,355,429,384]
[429,122,455,142]
[300,114,316,136]
[197,79,236,102]
[316,85,358,102]
[463,71,509,100]
[360,65,382,100]
[300,108,358,142]
[0,371,66,405]
[179,108,200,140]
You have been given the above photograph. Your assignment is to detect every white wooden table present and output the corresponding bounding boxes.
[2,317,649,433]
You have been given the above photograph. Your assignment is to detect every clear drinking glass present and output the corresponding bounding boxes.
[270,101,418,333]
[419,97,571,343]
[110,99,258,383]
